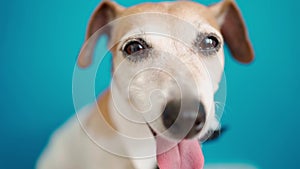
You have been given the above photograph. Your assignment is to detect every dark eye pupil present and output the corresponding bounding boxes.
[200,36,219,50]
[124,41,145,55]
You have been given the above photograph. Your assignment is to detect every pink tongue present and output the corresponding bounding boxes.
[156,136,204,169]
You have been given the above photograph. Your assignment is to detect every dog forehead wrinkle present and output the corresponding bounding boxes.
[120,2,169,16]
[117,1,220,28]
[167,1,220,29]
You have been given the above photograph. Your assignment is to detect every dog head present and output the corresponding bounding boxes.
[78,0,253,141]
[78,0,253,152]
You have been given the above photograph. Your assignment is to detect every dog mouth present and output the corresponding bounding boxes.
[147,124,204,169]
[147,123,224,169]
[148,124,157,136]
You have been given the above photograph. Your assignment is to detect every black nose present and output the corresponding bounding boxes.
[162,100,206,139]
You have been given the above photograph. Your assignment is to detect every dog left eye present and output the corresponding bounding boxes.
[122,39,148,55]
[200,35,220,51]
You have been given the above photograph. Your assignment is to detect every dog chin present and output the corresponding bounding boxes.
[198,120,223,142]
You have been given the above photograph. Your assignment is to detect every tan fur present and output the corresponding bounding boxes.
[96,90,115,129]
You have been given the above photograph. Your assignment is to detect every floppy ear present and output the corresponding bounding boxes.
[209,0,254,63]
[78,0,124,68]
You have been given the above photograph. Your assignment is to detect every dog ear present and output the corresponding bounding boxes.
[209,0,254,63]
[78,0,124,68]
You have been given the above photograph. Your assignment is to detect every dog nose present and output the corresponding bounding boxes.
[162,100,206,139]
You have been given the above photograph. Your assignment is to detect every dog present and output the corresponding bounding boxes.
[36,0,254,169]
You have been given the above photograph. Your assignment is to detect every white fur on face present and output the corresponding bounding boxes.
[110,13,224,141]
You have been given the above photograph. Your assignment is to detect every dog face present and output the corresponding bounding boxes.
[78,0,253,141]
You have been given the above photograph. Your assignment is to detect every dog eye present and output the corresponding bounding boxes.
[200,35,220,51]
[123,39,147,55]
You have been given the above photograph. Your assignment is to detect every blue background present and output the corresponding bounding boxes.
[0,0,299,168]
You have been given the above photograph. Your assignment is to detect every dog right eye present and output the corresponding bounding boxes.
[122,39,148,56]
